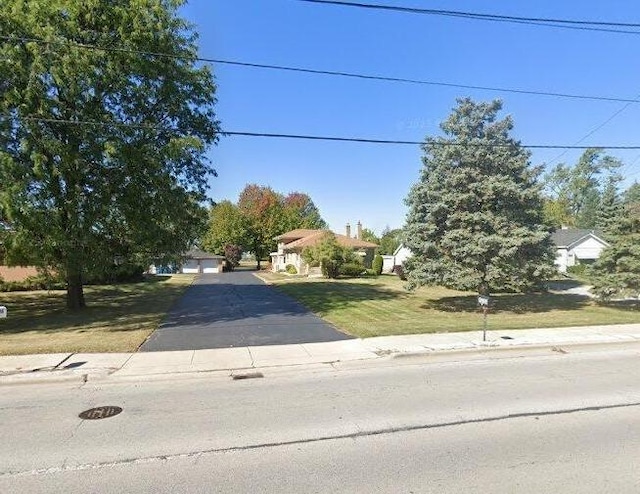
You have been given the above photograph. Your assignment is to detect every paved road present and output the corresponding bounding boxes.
[139,271,350,351]
[3,346,640,493]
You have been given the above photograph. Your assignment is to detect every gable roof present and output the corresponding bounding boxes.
[282,230,377,250]
[185,248,225,260]
[274,229,320,242]
[550,228,608,249]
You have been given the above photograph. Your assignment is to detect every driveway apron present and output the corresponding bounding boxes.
[139,271,351,351]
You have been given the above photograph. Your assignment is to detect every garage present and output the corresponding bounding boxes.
[180,248,225,274]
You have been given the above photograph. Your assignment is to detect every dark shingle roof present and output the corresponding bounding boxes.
[185,248,225,260]
[550,228,606,248]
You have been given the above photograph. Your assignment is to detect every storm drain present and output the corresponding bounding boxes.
[232,371,264,380]
[79,406,123,420]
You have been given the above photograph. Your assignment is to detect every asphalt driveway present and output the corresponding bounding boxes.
[139,271,351,351]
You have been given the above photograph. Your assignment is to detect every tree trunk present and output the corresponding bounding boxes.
[256,258,261,270]
[66,271,86,310]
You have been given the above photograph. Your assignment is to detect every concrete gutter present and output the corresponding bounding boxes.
[3,323,640,385]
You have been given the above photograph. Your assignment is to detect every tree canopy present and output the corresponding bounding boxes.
[543,149,622,229]
[403,98,556,294]
[0,0,219,308]
[202,185,327,268]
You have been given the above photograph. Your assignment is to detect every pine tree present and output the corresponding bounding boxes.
[403,98,556,295]
[595,176,623,238]
[590,203,640,299]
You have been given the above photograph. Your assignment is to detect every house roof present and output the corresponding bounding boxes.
[185,248,225,260]
[550,228,608,248]
[283,230,377,250]
[274,229,321,242]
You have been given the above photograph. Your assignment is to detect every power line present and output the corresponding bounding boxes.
[1,35,637,105]
[7,115,640,150]
[213,60,639,104]
[299,0,640,35]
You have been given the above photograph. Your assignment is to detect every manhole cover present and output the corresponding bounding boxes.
[78,406,123,420]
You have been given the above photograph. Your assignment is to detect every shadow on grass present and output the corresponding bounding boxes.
[423,292,593,314]
[0,278,189,335]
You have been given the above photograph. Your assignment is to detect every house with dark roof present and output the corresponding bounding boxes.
[551,228,609,273]
[270,222,378,275]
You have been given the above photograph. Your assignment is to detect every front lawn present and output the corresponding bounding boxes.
[0,275,195,355]
[260,273,640,338]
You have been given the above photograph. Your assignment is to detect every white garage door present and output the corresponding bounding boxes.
[201,259,219,273]
[181,259,200,273]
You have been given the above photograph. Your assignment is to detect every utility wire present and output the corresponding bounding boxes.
[7,115,640,150]
[299,0,640,35]
[1,35,637,105]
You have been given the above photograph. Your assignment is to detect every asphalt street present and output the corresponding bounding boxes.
[2,345,640,492]
[139,271,350,351]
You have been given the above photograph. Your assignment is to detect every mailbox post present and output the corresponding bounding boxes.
[477,295,490,342]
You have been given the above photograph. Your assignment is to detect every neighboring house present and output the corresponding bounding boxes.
[271,222,378,275]
[551,228,609,273]
[0,265,39,282]
[149,248,225,274]
[381,243,413,273]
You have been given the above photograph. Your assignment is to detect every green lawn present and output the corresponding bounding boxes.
[260,273,640,338]
[0,275,195,355]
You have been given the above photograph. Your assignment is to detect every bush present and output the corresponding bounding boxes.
[372,254,383,275]
[86,263,145,284]
[285,264,298,275]
[567,264,588,277]
[339,263,365,277]
[0,274,65,292]
[321,259,341,279]
[393,265,407,281]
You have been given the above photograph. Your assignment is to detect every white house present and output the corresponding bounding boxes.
[551,228,609,273]
[381,243,413,273]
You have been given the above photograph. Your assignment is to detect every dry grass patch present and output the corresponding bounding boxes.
[266,274,640,338]
[0,274,195,355]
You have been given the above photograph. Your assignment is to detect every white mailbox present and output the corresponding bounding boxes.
[0,306,6,318]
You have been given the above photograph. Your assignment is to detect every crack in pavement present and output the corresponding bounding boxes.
[3,399,640,478]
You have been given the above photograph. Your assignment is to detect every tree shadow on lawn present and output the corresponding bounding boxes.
[423,292,593,314]
[0,281,188,335]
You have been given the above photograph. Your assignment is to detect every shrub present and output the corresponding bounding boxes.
[340,263,365,277]
[223,244,242,270]
[285,264,298,275]
[372,254,383,275]
[0,274,65,292]
[567,264,588,276]
[393,265,407,281]
[86,263,145,284]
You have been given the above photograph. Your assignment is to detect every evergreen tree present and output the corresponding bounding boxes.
[403,98,556,294]
[590,203,640,299]
[595,176,623,238]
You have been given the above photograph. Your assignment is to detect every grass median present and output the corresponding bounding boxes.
[260,273,640,338]
[0,274,195,355]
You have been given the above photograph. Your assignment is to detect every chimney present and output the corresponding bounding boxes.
[357,221,362,240]
[345,223,351,238]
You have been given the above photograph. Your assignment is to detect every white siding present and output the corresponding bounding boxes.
[394,246,412,266]
[555,248,569,273]
[382,255,395,273]
[572,237,606,261]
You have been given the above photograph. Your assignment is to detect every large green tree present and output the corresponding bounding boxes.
[237,185,284,269]
[204,186,327,268]
[543,149,622,228]
[201,201,246,255]
[378,226,402,255]
[403,98,556,294]
[590,202,640,299]
[0,0,219,309]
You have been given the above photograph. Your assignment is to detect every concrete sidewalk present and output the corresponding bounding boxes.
[3,323,640,385]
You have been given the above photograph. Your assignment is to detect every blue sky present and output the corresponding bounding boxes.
[181,0,640,235]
